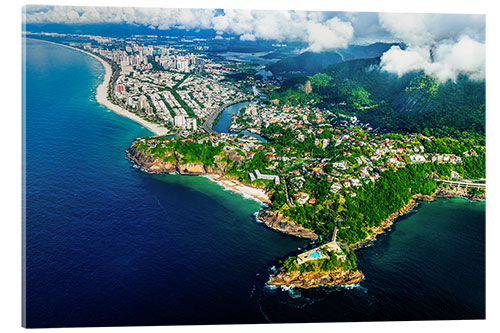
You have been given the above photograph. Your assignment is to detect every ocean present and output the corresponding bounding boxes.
[24,38,485,328]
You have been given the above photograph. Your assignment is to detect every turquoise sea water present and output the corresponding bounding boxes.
[24,38,485,327]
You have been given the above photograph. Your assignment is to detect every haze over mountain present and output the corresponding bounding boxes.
[267,42,403,76]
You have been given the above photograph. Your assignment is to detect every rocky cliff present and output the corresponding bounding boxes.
[268,268,363,289]
[126,143,221,175]
[257,209,319,239]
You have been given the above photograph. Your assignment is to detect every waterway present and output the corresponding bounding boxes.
[212,101,266,142]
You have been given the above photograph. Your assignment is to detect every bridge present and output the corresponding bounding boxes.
[435,178,486,190]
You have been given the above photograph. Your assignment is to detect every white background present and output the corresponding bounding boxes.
[1,0,498,332]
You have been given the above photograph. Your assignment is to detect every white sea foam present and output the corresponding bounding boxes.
[202,174,266,204]
[340,283,362,290]
[280,285,295,292]
[253,211,263,223]
[265,284,278,290]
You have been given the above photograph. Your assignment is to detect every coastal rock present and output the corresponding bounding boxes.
[224,150,245,164]
[126,145,177,173]
[268,268,363,289]
[350,185,486,251]
[413,193,435,202]
[127,143,216,175]
[177,163,208,175]
[126,141,270,203]
[257,209,319,239]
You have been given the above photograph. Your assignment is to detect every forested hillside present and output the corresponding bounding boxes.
[268,56,485,138]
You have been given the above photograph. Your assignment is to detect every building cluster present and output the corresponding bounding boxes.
[249,169,280,184]
[226,101,468,205]
[75,36,251,131]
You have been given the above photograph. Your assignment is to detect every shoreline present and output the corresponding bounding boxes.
[203,174,271,204]
[26,37,169,137]
[125,142,271,204]
[269,189,485,288]
[350,187,486,251]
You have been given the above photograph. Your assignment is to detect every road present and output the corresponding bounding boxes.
[435,179,486,189]
[201,99,246,133]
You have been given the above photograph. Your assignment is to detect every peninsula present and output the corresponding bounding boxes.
[28,32,486,289]
[125,128,485,288]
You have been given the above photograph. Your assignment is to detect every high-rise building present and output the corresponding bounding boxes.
[174,115,186,128]
[138,95,150,114]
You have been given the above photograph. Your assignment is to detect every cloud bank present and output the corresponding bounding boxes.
[378,13,485,82]
[24,6,485,82]
[24,6,354,52]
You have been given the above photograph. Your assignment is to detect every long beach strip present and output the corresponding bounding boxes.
[27,38,169,136]
[29,38,270,204]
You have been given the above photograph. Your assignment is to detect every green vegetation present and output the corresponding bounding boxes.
[405,74,440,96]
[267,76,315,106]
[281,247,358,273]
[170,90,199,121]
[268,56,485,139]
[188,92,204,108]
[277,160,483,245]
[148,56,165,71]
[136,137,224,166]
[173,140,223,165]
[158,93,177,119]
[267,51,343,76]
[173,74,190,89]
[422,136,485,154]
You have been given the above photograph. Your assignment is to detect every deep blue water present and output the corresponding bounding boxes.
[24,38,485,328]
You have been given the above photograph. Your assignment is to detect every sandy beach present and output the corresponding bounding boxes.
[28,38,169,136]
[204,175,271,204]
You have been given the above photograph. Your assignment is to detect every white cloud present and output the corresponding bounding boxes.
[24,6,354,53]
[380,36,485,82]
[380,46,431,77]
[432,36,485,81]
[378,13,485,81]
[240,33,256,41]
[23,6,486,81]
[304,17,354,52]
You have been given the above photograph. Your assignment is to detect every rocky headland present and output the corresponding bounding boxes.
[257,209,319,239]
[128,140,485,290]
[126,144,219,175]
[350,199,417,250]
[126,142,270,203]
[268,268,363,289]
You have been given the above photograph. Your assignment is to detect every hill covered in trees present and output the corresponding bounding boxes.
[268,56,485,138]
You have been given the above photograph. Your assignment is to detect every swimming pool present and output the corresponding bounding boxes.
[310,251,321,258]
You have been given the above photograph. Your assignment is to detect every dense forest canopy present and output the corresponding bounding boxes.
[268,56,485,139]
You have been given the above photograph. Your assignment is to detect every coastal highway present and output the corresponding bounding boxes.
[201,99,246,133]
[436,179,486,190]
